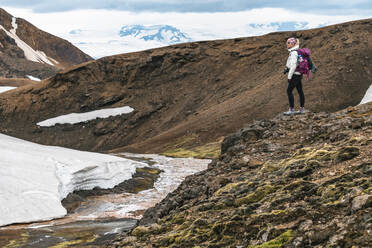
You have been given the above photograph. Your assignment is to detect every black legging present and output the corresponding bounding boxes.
[287,74,305,108]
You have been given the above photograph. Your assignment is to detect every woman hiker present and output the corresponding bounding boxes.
[283,37,305,115]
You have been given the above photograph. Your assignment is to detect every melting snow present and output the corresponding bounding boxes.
[0,86,17,94]
[0,133,145,227]
[37,106,134,127]
[26,75,41,81]
[65,153,210,220]
[0,17,57,66]
[111,154,210,219]
[360,84,372,105]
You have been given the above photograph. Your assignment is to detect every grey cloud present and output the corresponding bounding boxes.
[1,0,371,14]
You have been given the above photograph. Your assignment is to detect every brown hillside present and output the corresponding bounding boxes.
[0,77,37,87]
[0,8,92,79]
[0,18,371,153]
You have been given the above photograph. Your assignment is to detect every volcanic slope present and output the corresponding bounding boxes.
[113,101,372,248]
[0,19,371,154]
[0,8,92,79]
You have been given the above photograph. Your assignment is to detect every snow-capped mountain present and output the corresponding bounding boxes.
[67,22,326,59]
[119,25,192,44]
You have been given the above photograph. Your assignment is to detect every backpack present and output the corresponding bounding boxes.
[293,48,317,79]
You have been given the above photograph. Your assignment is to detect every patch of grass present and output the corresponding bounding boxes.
[136,167,162,175]
[4,232,29,248]
[50,230,97,248]
[162,141,221,159]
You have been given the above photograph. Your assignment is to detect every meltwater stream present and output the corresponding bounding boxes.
[0,154,210,248]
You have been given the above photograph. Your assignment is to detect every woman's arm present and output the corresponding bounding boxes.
[287,51,298,80]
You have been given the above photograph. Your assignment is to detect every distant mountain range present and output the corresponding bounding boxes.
[68,22,327,58]
[119,25,192,44]
[248,21,312,32]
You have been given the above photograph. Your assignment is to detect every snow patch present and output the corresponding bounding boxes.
[0,18,57,66]
[26,75,41,81]
[11,17,18,32]
[0,86,17,94]
[37,106,134,127]
[0,133,145,227]
[359,84,372,105]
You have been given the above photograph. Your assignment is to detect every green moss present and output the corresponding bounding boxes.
[136,167,162,175]
[335,146,360,161]
[318,184,346,202]
[215,180,251,196]
[261,162,281,172]
[248,230,294,248]
[170,213,186,224]
[131,226,150,237]
[162,141,221,159]
[4,232,29,248]
[235,185,276,206]
[272,146,337,171]
[283,180,305,191]
[49,231,97,248]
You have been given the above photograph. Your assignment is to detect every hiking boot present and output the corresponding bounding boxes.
[294,107,307,115]
[283,108,295,115]
[296,107,305,114]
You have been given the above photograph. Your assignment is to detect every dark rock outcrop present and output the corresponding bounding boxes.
[113,102,372,247]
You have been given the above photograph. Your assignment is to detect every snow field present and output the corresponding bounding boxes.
[0,133,146,227]
[0,86,17,94]
[37,106,134,126]
[26,75,41,81]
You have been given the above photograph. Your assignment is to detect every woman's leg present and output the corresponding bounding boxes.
[295,76,305,108]
[287,79,296,109]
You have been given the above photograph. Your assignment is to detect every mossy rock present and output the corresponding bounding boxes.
[335,146,360,161]
[131,226,150,238]
[214,180,252,196]
[261,162,281,173]
[235,185,276,206]
[279,147,335,169]
[248,230,294,248]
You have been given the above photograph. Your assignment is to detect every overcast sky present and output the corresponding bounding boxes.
[2,0,372,15]
[1,1,370,57]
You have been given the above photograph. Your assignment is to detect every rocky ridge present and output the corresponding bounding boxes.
[113,102,372,247]
[0,18,370,155]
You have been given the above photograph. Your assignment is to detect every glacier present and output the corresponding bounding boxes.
[0,133,145,227]
[37,106,134,127]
